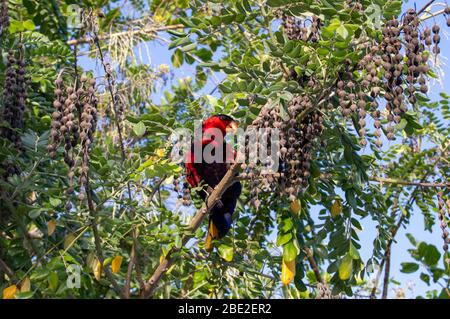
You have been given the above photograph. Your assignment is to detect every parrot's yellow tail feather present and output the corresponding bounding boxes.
[205,220,219,252]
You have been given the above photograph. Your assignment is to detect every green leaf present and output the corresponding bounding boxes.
[276,232,293,246]
[400,262,419,273]
[28,209,42,219]
[338,254,353,280]
[23,20,35,31]
[133,121,146,137]
[174,236,182,249]
[420,273,430,285]
[168,37,191,50]
[349,242,360,260]
[30,268,50,281]
[267,0,286,6]
[180,42,197,52]
[172,49,184,68]
[9,20,24,33]
[405,233,417,247]
[15,291,34,299]
[49,197,62,207]
[336,25,349,40]
[280,218,293,233]
[423,244,441,266]
[283,240,299,262]
[48,272,59,291]
[218,244,234,262]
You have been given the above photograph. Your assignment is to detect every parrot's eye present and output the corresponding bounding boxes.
[217,114,234,122]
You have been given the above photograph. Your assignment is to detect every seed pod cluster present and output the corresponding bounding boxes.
[316,282,334,299]
[343,12,443,147]
[241,112,276,206]
[345,0,364,14]
[437,191,450,253]
[78,78,98,199]
[0,0,8,37]
[243,94,324,202]
[381,17,404,139]
[431,23,441,56]
[337,58,375,146]
[48,75,98,202]
[173,176,192,206]
[404,10,429,100]
[282,96,324,200]
[281,13,322,42]
[1,44,27,149]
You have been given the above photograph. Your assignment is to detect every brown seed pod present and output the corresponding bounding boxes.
[432,24,440,34]
[437,191,449,253]
[1,44,27,150]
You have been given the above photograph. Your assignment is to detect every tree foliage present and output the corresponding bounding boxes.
[1,0,450,299]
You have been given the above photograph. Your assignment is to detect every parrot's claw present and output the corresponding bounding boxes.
[204,186,224,212]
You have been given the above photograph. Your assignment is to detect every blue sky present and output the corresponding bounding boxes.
[78,0,450,298]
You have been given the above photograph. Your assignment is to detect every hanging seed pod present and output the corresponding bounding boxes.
[0,0,9,37]
[1,44,27,150]
[437,191,449,253]
[431,24,441,58]
[444,5,450,25]
[247,93,324,199]
[48,73,100,199]
[48,75,66,158]
[77,78,98,194]
[281,12,322,42]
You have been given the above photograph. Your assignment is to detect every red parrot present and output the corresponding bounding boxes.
[185,114,242,251]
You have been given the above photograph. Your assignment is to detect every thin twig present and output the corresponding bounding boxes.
[0,258,15,279]
[417,0,437,15]
[304,247,324,284]
[85,177,123,297]
[123,245,136,298]
[371,177,450,188]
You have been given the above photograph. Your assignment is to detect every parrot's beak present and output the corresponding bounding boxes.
[226,121,238,134]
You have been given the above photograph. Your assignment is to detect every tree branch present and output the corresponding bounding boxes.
[0,257,15,280]
[370,177,450,188]
[304,247,324,284]
[417,0,437,14]
[381,244,391,299]
[370,214,404,298]
[85,177,123,296]
[67,24,184,46]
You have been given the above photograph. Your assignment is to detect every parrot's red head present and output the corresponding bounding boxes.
[202,114,238,136]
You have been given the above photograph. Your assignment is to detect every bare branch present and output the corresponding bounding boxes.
[67,24,184,46]
[304,247,324,284]
[370,177,450,188]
